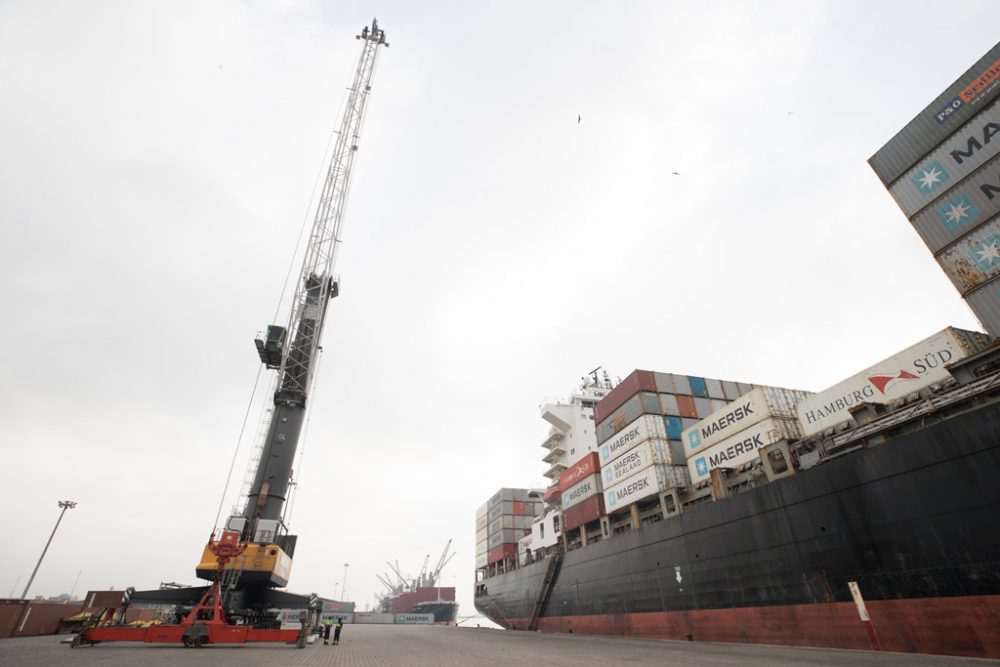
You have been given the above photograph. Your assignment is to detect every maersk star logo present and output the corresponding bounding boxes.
[936,194,980,232]
[687,430,701,450]
[695,457,708,477]
[911,160,949,194]
[606,490,616,508]
[968,233,1000,272]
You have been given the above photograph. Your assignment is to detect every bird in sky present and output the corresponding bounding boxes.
[577,114,581,124]
[671,171,681,176]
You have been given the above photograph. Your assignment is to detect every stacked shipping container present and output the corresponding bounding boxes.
[683,386,812,485]
[595,371,756,515]
[794,327,991,437]
[476,488,542,567]
[870,41,1000,336]
[559,452,604,531]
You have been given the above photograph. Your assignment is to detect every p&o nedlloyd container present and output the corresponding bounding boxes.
[795,326,991,437]
[682,386,812,457]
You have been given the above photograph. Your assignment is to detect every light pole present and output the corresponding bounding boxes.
[21,501,77,600]
[341,563,349,602]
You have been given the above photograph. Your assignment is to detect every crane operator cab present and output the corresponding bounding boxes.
[195,516,295,588]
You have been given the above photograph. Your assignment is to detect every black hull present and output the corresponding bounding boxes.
[475,398,1000,657]
[411,601,459,624]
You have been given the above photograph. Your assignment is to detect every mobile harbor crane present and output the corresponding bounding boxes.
[74,19,388,649]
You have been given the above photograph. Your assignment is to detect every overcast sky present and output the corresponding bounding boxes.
[1,1,996,618]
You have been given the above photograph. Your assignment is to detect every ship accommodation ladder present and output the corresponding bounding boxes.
[527,554,563,631]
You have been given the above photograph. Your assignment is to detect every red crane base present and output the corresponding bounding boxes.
[76,623,305,648]
[72,532,307,648]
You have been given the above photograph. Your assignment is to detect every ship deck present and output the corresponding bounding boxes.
[2,625,997,666]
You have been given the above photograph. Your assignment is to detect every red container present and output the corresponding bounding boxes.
[14,602,84,637]
[83,590,124,608]
[559,452,600,492]
[543,483,561,505]
[0,603,25,638]
[563,494,605,532]
[487,543,517,563]
[594,370,656,424]
[513,501,524,515]
[676,395,698,418]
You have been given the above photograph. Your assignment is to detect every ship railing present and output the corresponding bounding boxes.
[827,368,1000,451]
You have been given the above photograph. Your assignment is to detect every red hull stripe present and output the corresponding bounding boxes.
[503,595,1000,659]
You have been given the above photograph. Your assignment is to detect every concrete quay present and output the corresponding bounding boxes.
[1,624,998,666]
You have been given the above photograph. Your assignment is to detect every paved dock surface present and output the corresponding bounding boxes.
[1,625,998,666]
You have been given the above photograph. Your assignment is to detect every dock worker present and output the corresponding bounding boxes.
[323,616,334,645]
[333,617,343,645]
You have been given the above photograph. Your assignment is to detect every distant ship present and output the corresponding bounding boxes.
[378,541,458,624]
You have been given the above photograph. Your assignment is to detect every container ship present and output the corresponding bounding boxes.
[474,330,1000,658]
[475,39,1000,660]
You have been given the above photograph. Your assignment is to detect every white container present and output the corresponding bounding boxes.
[354,612,395,624]
[476,525,487,542]
[476,514,487,531]
[687,417,800,484]
[561,473,601,511]
[682,386,812,456]
[796,327,989,437]
[603,465,688,512]
[601,440,672,487]
[475,552,487,568]
[476,503,488,519]
[598,414,668,465]
[395,614,434,625]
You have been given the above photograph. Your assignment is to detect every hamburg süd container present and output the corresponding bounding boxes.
[686,417,801,485]
[559,452,600,492]
[683,386,812,456]
[598,414,669,465]
[562,494,605,532]
[561,473,601,511]
[603,465,690,512]
[795,327,992,437]
[602,439,673,487]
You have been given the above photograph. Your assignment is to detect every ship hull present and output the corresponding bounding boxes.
[475,400,1000,658]
[411,601,459,624]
